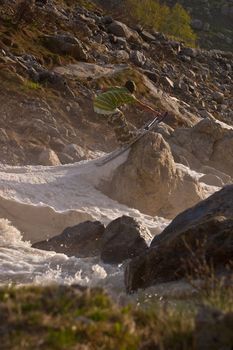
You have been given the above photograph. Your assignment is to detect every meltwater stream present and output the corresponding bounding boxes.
[0,152,219,300]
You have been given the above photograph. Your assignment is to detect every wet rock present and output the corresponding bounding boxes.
[101,215,151,264]
[125,183,233,292]
[194,307,233,350]
[125,204,233,292]
[33,221,105,257]
[38,149,61,166]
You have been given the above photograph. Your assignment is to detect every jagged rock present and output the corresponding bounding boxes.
[194,307,233,350]
[125,185,233,292]
[38,149,61,166]
[42,34,88,61]
[100,216,151,264]
[33,221,105,257]
[99,133,204,219]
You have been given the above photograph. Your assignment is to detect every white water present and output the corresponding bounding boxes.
[0,152,219,299]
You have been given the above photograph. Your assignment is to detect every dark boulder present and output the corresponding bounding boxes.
[125,185,233,292]
[33,221,105,257]
[100,215,152,264]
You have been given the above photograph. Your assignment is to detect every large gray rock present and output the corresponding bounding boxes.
[33,221,105,257]
[125,185,233,292]
[101,216,151,264]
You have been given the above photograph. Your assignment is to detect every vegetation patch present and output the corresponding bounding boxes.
[0,275,232,350]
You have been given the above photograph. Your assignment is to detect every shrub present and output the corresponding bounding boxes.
[125,0,196,46]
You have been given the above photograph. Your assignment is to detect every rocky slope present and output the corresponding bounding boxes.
[99,0,233,52]
[0,0,232,166]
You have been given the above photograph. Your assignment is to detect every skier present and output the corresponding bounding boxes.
[93,80,165,145]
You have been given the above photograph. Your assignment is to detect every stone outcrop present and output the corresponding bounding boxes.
[125,216,233,292]
[125,185,233,292]
[33,221,105,257]
[100,132,205,219]
[100,215,151,264]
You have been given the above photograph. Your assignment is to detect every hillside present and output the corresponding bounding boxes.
[98,0,233,52]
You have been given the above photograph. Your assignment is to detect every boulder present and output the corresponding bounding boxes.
[33,221,105,257]
[125,185,233,292]
[107,20,138,41]
[100,132,204,219]
[38,149,61,166]
[152,185,233,246]
[43,34,88,61]
[101,215,151,264]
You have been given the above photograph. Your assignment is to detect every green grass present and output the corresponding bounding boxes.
[0,278,232,350]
